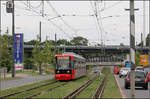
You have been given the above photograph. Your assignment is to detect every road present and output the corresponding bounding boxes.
[0,75,54,90]
[115,67,150,98]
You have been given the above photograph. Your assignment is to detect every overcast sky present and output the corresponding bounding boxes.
[1,0,149,45]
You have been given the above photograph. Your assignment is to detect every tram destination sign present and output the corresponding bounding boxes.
[57,56,69,60]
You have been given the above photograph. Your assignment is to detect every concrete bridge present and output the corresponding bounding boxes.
[23,45,150,54]
[86,62,124,66]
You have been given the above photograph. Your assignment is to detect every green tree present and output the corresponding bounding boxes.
[70,36,88,46]
[135,51,140,67]
[32,35,41,72]
[0,28,12,72]
[24,40,38,45]
[41,40,55,73]
[42,40,55,45]
[24,53,33,69]
[57,39,71,46]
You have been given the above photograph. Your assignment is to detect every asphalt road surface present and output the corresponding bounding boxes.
[115,67,150,98]
[0,75,54,90]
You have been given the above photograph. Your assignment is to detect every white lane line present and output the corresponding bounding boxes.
[114,75,128,98]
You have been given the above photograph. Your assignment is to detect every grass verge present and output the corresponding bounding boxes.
[76,74,104,98]
[9,81,62,98]
[0,79,55,96]
[102,67,122,98]
[35,74,95,98]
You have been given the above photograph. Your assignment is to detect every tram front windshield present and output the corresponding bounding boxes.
[56,56,70,69]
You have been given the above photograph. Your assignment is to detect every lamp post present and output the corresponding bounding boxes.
[6,0,16,78]
[5,0,16,78]
[12,0,15,78]
[0,0,2,95]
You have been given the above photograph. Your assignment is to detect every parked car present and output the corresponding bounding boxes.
[125,71,148,90]
[135,66,144,71]
[113,66,120,75]
[119,68,130,78]
[145,71,150,82]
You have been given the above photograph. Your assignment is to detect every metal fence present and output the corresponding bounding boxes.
[0,67,7,78]
[86,56,125,62]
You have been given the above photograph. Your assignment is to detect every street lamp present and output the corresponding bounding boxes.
[6,0,15,77]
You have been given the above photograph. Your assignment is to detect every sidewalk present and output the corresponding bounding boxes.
[0,75,54,91]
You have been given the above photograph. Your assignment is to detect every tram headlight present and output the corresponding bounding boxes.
[67,70,70,73]
[57,70,60,73]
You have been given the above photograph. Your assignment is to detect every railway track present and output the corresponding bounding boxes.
[25,82,69,99]
[63,75,99,99]
[0,80,57,99]
[92,75,107,99]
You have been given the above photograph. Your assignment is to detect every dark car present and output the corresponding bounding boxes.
[125,71,148,90]
[135,66,144,71]
[145,71,150,82]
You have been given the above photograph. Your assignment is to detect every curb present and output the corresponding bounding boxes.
[114,75,128,98]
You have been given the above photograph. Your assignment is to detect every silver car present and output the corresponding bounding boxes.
[119,68,130,78]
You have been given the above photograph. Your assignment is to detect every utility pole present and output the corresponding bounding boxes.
[55,33,57,48]
[42,0,44,17]
[39,21,42,75]
[130,0,135,98]
[125,0,139,98]
[141,33,143,54]
[46,36,48,41]
[141,33,143,47]
[0,0,1,62]
[149,0,150,49]
[12,0,15,78]
[55,33,57,54]
[6,0,15,77]
[143,0,146,47]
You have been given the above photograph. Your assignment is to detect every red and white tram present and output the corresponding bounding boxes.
[55,52,86,80]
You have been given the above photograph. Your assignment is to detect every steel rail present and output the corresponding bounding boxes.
[25,82,69,99]
[92,75,107,99]
[0,80,57,98]
[63,75,99,99]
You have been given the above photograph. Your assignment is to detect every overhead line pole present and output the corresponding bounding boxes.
[0,0,2,94]
[12,0,15,78]
[55,33,57,54]
[149,0,150,48]
[130,0,135,98]
[125,1,139,98]
[39,21,42,75]
[141,33,143,53]
[143,0,146,47]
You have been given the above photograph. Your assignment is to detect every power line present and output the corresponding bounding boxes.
[42,0,44,17]
[27,1,42,9]
[20,0,42,16]
[16,1,73,40]
[47,20,73,40]
[97,1,106,44]
[46,1,78,37]
[101,1,122,11]
[90,1,103,45]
